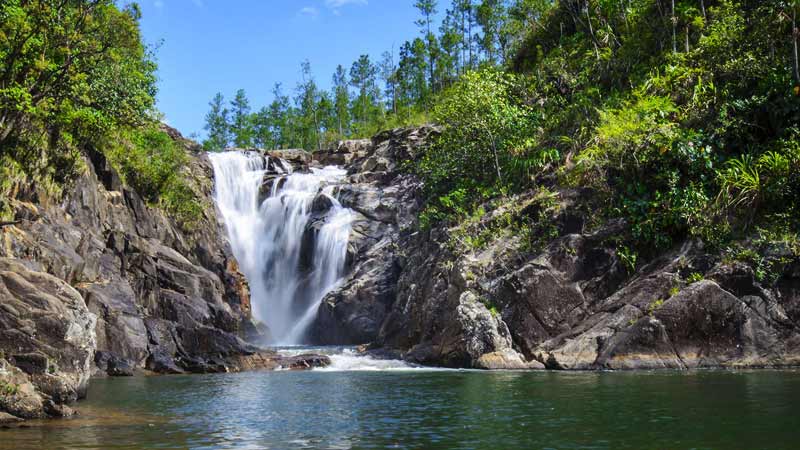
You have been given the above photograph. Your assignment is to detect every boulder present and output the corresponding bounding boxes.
[0,258,96,418]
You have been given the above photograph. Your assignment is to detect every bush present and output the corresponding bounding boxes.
[105,126,201,228]
[416,69,538,221]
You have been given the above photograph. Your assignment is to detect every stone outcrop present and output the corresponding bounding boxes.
[0,127,327,420]
[309,126,800,371]
[310,127,437,345]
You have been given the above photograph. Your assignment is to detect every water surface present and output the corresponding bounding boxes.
[3,363,799,449]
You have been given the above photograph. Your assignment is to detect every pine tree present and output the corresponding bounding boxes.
[454,0,476,70]
[267,83,290,149]
[350,54,378,127]
[230,89,253,148]
[414,0,439,92]
[203,92,230,151]
[252,107,274,149]
[379,50,399,115]
[296,60,321,150]
[475,0,507,64]
[332,65,351,136]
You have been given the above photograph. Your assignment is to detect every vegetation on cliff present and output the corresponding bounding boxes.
[0,0,200,226]
[419,0,799,281]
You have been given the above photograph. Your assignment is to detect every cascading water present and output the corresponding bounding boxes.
[209,151,352,344]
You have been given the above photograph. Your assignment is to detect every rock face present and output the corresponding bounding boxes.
[310,127,437,345]
[0,127,327,420]
[310,126,800,371]
[0,259,95,419]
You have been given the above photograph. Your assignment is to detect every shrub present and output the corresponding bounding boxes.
[105,126,202,228]
[416,69,538,221]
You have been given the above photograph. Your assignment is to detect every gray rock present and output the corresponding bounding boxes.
[0,258,96,418]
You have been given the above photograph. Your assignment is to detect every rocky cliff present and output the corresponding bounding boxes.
[0,128,324,421]
[310,127,800,371]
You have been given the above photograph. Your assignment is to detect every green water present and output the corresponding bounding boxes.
[2,368,799,449]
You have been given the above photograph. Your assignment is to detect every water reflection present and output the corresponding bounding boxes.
[2,370,800,449]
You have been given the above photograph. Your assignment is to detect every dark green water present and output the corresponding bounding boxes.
[2,368,799,449]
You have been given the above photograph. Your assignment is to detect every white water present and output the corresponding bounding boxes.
[209,151,352,344]
[274,346,440,371]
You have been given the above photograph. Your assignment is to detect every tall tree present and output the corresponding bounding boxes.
[454,0,476,70]
[439,7,463,83]
[397,38,430,111]
[350,54,378,127]
[415,0,439,91]
[380,50,399,115]
[251,106,275,149]
[267,83,291,148]
[230,89,253,148]
[793,0,800,84]
[332,65,351,136]
[476,0,507,64]
[296,60,321,150]
[203,93,230,151]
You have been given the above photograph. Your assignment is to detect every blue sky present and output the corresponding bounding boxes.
[137,0,427,138]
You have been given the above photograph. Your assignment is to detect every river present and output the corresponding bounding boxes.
[3,350,799,450]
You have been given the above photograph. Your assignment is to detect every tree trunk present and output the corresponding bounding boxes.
[794,7,799,84]
[468,13,474,69]
[672,0,677,53]
[585,2,600,60]
[427,15,435,92]
[482,122,503,186]
[700,0,706,20]
[685,25,690,52]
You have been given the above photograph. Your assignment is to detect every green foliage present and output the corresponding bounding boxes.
[687,272,704,284]
[0,0,157,185]
[0,381,19,397]
[496,0,800,256]
[442,187,559,256]
[647,298,665,316]
[417,69,538,220]
[105,126,201,228]
[617,246,639,275]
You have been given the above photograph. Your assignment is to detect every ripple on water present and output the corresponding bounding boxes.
[2,361,800,450]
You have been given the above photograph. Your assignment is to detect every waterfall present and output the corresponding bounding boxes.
[208,151,352,344]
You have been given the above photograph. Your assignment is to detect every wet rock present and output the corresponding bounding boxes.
[475,350,545,370]
[94,351,135,377]
[0,412,23,423]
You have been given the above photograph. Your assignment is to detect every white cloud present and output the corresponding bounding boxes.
[324,0,367,15]
[299,6,319,17]
[325,0,368,7]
